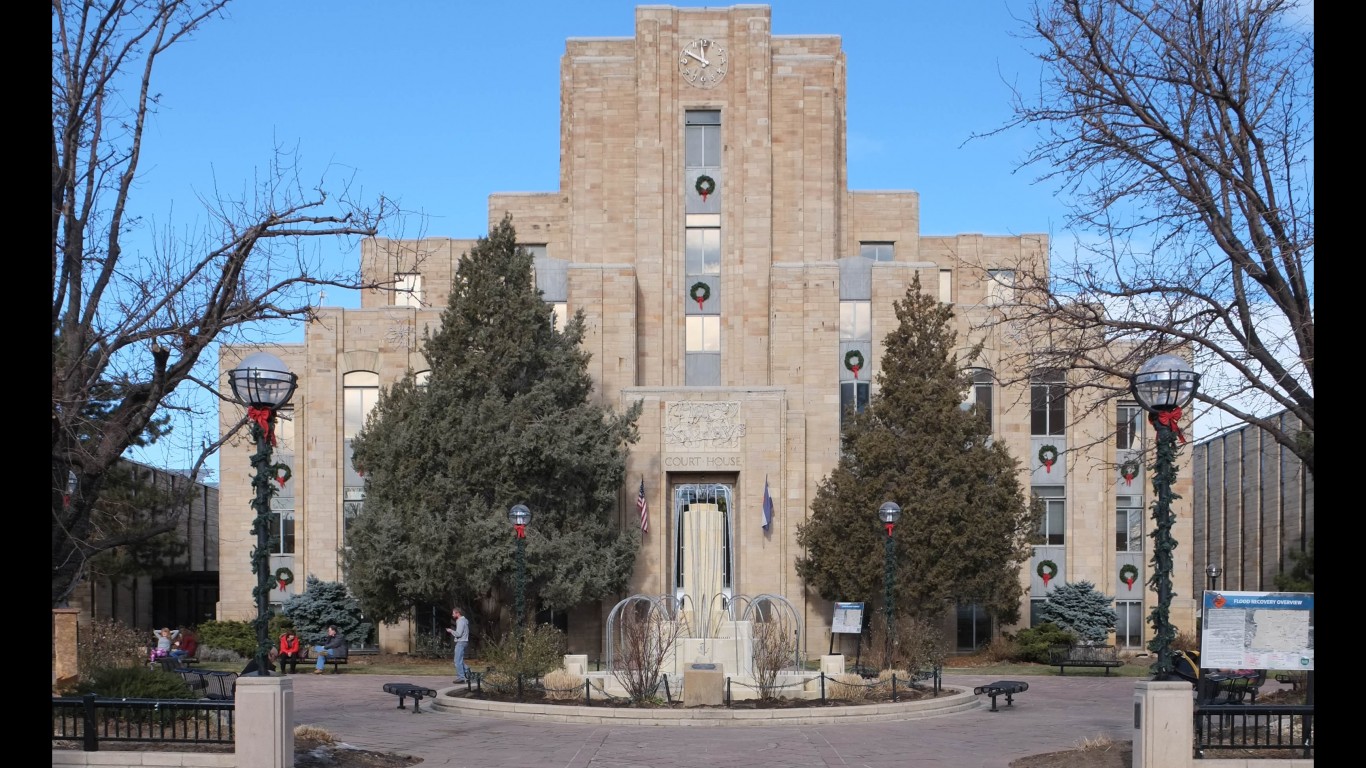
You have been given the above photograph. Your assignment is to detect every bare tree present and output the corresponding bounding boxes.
[749,612,798,700]
[970,0,1313,471]
[52,0,402,606]
[609,599,683,704]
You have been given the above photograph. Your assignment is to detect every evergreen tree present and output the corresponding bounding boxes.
[281,576,373,647]
[1037,580,1117,644]
[1273,539,1314,592]
[796,275,1040,623]
[345,216,643,625]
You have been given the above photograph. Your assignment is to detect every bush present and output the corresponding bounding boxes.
[543,669,584,700]
[482,671,517,695]
[1037,581,1117,643]
[412,631,450,660]
[1008,622,1077,664]
[481,623,567,678]
[76,665,202,700]
[77,618,147,680]
[1171,629,1199,653]
[197,620,258,659]
[281,576,373,648]
[979,635,1017,664]
[827,672,872,701]
[195,645,247,663]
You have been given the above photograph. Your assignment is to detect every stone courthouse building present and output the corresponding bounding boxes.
[218,5,1195,656]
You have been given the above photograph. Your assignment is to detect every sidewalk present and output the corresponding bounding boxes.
[289,671,1179,768]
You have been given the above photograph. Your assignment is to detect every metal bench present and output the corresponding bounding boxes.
[973,680,1029,712]
[1048,644,1124,675]
[382,682,439,713]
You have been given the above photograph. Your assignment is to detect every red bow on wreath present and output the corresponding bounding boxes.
[247,406,278,446]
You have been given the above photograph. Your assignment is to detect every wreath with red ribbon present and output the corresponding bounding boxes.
[1037,559,1058,587]
[1119,458,1140,486]
[273,463,292,489]
[689,282,711,309]
[694,174,716,201]
[275,567,294,591]
[844,349,865,379]
[1120,564,1139,591]
[1038,444,1059,473]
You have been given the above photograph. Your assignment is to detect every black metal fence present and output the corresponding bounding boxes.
[52,694,235,752]
[1194,703,1313,759]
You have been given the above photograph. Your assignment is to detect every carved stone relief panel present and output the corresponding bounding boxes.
[663,401,747,452]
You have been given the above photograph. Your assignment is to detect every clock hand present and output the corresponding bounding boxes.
[685,49,709,67]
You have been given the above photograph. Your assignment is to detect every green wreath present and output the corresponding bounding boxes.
[689,281,711,308]
[1036,560,1058,584]
[274,567,294,587]
[1037,444,1059,472]
[844,349,865,378]
[1119,564,1140,590]
[694,174,716,199]
[1119,458,1141,483]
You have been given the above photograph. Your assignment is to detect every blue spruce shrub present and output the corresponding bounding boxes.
[281,576,374,648]
[1038,580,1117,644]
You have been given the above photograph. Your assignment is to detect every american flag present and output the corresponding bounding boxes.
[637,478,649,534]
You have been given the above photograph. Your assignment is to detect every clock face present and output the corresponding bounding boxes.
[679,38,728,88]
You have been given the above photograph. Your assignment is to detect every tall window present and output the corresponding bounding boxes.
[685,110,722,386]
[685,226,721,275]
[343,371,380,552]
[859,242,894,261]
[1031,370,1066,436]
[1116,499,1144,552]
[686,316,721,353]
[269,406,296,554]
[986,269,1015,305]
[1034,485,1065,545]
[1116,403,1144,449]
[840,300,871,432]
[939,269,953,302]
[963,368,995,432]
[1116,601,1143,648]
[395,273,423,307]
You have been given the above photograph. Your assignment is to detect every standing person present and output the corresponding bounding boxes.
[446,607,471,683]
[311,625,349,674]
[278,629,304,674]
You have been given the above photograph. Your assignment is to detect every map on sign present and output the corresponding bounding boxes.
[1200,591,1313,671]
[831,602,864,634]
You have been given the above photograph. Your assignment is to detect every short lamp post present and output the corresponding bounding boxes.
[228,352,298,677]
[508,504,532,632]
[1206,563,1221,591]
[878,501,901,668]
[1130,353,1200,681]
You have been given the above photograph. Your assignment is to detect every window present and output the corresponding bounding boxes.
[685,110,722,166]
[956,602,992,651]
[686,316,721,352]
[859,242,894,262]
[395,273,422,307]
[840,381,870,420]
[1030,370,1066,436]
[520,244,548,260]
[962,369,995,432]
[1116,601,1143,648]
[986,269,1015,305]
[1034,486,1065,545]
[1117,403,1144,450]
[840,301,871,341]
[550,302,568,333]
[343,372,379,553]
[1030,598,1046,627]
[685,226,721,275]
[672,483,734,604]
[269,406,295,555]
[1116,499,1144,552]
[939,269,953,302]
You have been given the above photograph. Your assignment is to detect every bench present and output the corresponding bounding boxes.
[201,670,239,700]
[1275,671,1307,691]
[1198,670,1266,704]
[973,680,1028,712]
[317,655,348,673]
[382,682,439,713]
[1048,644,1124,675]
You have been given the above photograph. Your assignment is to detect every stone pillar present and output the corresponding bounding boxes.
[236,675,295,768]
[682,663,725,707]
[563,654,589,676]
[52,608,79,687]
[1133,679,1193,768]
[819,654,845,676]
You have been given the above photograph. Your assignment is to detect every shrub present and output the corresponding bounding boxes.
[195,645,247,663]
[482,671,517,695]
[481,623,567,679]
[76,665,201,700]
[282,576,373,648]
[827,672,872,701]
[1008,622,1077,663]
[1037,581,1117,643]
[861,612,948,673]
[77,618,147,680]
[197,620,258,658]
[412,631,450,660]
[979,635,1017,664]
[1171,629,1200,653]
[543,669,584,701]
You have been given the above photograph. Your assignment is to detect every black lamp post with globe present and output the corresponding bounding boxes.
[878,501,901,667]
[1129,353,1199,681]
[228,352,298,677]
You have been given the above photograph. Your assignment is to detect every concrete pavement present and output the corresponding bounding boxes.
[286,670,1178,767]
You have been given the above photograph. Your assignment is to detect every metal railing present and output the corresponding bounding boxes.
[52,694,235,752]
[1194,703,1313,759]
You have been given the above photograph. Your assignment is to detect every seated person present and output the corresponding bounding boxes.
[241,647,279,676]
[311,625,349,673]
[150,627,178,662]
[278,629,305,674]
[169,627,197,661]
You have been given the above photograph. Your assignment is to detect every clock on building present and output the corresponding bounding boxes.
[679,38,728,88]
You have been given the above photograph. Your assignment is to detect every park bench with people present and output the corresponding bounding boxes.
[1047,644,1124,675]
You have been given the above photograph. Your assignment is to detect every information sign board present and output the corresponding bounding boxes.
[1199,591,1313,671]
[831,602,864,634]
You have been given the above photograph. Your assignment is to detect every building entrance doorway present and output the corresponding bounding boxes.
[671,481,735,631]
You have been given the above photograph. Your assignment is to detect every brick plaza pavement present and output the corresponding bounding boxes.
[288,671,1170,768]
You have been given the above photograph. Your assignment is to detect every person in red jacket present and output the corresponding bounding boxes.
[278,629,304,675]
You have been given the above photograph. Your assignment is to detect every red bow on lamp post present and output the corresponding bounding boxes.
[247,406,277,446]
[1156,406,1187,444]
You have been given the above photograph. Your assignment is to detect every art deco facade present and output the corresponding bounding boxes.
[218,5,1195,656]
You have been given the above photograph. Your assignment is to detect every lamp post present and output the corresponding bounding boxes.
[508,503,532,632]
[1130,353,1199,681]
[228,352,298,677]
[878,501,901,668]
[1206,563,1221,591]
